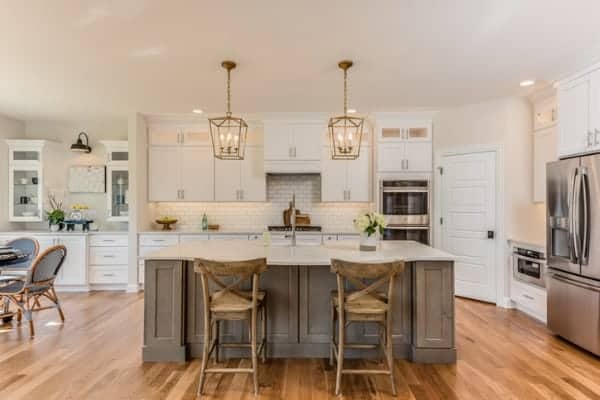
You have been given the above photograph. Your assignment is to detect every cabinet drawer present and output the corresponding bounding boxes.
[511,280,547,317]
[296,234,323,246]
[139,234,178,247]
[89,234,128,247]
[209,234,248,240]
[89,266,127,284]
[323,234,337,242]
[248,234,262,241]
[179,234,209,242]
[89,246,128,265]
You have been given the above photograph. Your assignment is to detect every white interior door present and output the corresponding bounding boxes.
[441,151,496,302]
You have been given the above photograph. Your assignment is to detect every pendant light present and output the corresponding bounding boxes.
[328,60,364,160]
[209,60,248,160]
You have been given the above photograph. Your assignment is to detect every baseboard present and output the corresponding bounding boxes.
[89,284,128,291]
[54,285,90,293]
[497,296,514,308]
[126,283,142,293]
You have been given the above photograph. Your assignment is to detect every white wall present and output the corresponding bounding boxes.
[434,97,544,244]
[23,119,128,230]
[0,114,26,230]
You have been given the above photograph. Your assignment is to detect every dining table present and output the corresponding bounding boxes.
[0,246,30,322]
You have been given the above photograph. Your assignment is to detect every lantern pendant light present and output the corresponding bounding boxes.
[209,61,248,160]
[328,60,364,160]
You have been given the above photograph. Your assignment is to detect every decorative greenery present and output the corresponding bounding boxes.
[45,193,65,225]
[354,212,387,237]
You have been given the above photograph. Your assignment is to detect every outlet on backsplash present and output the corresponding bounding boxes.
[150,174,371,232]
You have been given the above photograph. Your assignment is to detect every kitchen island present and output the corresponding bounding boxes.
[142,240,456,363]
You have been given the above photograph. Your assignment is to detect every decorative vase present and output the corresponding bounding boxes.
[50,224,60,232]
[359,232,378,251]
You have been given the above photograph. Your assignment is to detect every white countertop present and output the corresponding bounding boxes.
[142,240,455,265]
[139,230,358,236]
[0,230,128,236]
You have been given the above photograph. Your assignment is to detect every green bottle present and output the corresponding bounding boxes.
[202,213,208,231]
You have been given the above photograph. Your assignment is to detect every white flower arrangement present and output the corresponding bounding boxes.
[354,212,387,237]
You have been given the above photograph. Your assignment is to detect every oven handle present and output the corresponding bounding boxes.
[385,225,429,230]
[513,254,546,263]
[382,188,429,193]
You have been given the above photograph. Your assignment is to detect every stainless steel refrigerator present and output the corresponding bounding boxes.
[547,154,600,355]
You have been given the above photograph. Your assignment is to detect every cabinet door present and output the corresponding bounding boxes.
[346,146,370,202]
[533,128,557,202]
[148,147,180,201]
[320,147,347,201]
[240,147,266,201]
[405,142,432,172]
[181,127,210,146]
[180,147,214,201]
[558,75,593,157]
[405,121,432,141]
[149,127,180,146]
[292,124,322,160]
[55,236,87,286]
[214,158,241,201]
[264,122,292,160]
[377,143,405,172]
[590,71,600,150]
[413,262,454,349]
[107,166,129,221]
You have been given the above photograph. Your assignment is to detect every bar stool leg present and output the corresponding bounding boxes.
[385,312,397,396]
[251,308,259,395]
[213,320,220,363]
[335,313,344,396]
[329,298,335,367]
[197,312,211,397]
[261,300,267,363]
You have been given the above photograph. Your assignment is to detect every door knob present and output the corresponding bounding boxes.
[487,230,495,239]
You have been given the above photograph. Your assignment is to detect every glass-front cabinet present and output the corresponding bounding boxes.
[7,140,47,222]
[101,141,128,222]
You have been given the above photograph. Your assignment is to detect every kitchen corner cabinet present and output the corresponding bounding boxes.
[321,146,371,202]
[215,146,265,201]
[148,146,214,202]
[6,140,48,222]
[101,141,129,221]
[557,68,600,158]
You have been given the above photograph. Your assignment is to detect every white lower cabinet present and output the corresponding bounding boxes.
[88,234,128,288]
[511,279,547,322]
[46,235,87,289]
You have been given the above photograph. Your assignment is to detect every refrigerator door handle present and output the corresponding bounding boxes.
[550,273,600,293]
[570,169,580,264]
[581,170,590,265]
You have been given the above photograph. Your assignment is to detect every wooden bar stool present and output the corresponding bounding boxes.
[329,258,405,396]
[194,257,268,397]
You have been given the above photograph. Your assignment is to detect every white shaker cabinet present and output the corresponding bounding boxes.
[148,146,214,202]
[215,146,265,201]
[321,146,370,202]
[375,118,433,173]
[45,235,87,288]
[558,74,594,158]
[264,121,322,173]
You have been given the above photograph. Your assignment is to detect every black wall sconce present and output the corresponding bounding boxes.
[70,131,92,153]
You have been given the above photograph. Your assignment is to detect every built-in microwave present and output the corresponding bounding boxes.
[513,246,546,288]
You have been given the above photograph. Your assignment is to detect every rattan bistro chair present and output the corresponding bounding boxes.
[0,245,67,337]
[194,257,268,397]
[3,237,40,272]
[329,258,405,396]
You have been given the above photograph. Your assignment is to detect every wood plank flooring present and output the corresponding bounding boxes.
[0,292,599,399]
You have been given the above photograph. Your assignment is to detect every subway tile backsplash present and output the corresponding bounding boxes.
[151,174,370,232]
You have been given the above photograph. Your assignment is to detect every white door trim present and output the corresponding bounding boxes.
[433,144,507,307]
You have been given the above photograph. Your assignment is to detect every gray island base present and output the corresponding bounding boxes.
[142,240,456,364]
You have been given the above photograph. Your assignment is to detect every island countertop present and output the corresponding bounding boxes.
[142,239,455,265]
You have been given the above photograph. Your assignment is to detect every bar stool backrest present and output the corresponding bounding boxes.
[7,237,40,269]
[195,258,267,309]
[330,258,405,307]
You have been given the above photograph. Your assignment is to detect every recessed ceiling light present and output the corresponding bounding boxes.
[520,80,535,87]
[192,109,203,114]
[347,108,357,114]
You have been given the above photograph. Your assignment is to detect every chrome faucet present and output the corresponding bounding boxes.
[291,192,297,247]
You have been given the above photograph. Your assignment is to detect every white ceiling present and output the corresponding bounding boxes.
[2,0,600,121]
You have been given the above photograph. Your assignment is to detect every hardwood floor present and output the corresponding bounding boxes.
[1,292,600,399]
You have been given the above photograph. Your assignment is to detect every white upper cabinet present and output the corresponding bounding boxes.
[264,120,322,173]
[556,66,600,158]
[375,117,433,173]
[148,146,180,201]
[321,146,370,202]
[148,125,211,146]
[215,146,265,202]
[180,147,214,201]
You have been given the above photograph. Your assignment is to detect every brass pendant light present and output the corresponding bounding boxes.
[209,60,248,160]
[328,60,364,160]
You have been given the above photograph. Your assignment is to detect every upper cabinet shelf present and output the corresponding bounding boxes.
[377,120,432,142]
[101,141,129,222]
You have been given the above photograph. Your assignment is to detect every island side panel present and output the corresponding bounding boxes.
[143,259,186,362]
[411,261,456,363]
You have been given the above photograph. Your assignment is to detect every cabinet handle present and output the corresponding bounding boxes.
[289,147,293,158]
[102,273,116,277]
[405,159,409,170]
[152,239,166,243]
[595,129,600,146]
[588,131,594,147]
[240,189,244,201]
[102,255,116,258]
[181,189,184,200]
[347,189,351,200]
[522,294,535,300]
[102,240,115,243]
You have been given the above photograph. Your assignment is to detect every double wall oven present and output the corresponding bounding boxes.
[379,179,430,244]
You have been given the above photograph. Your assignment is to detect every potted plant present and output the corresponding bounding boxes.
[354,212,387,251]
[46,193,65,232]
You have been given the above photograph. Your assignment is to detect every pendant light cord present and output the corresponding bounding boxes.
[226,67,231,117]
[343,68,348,116]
